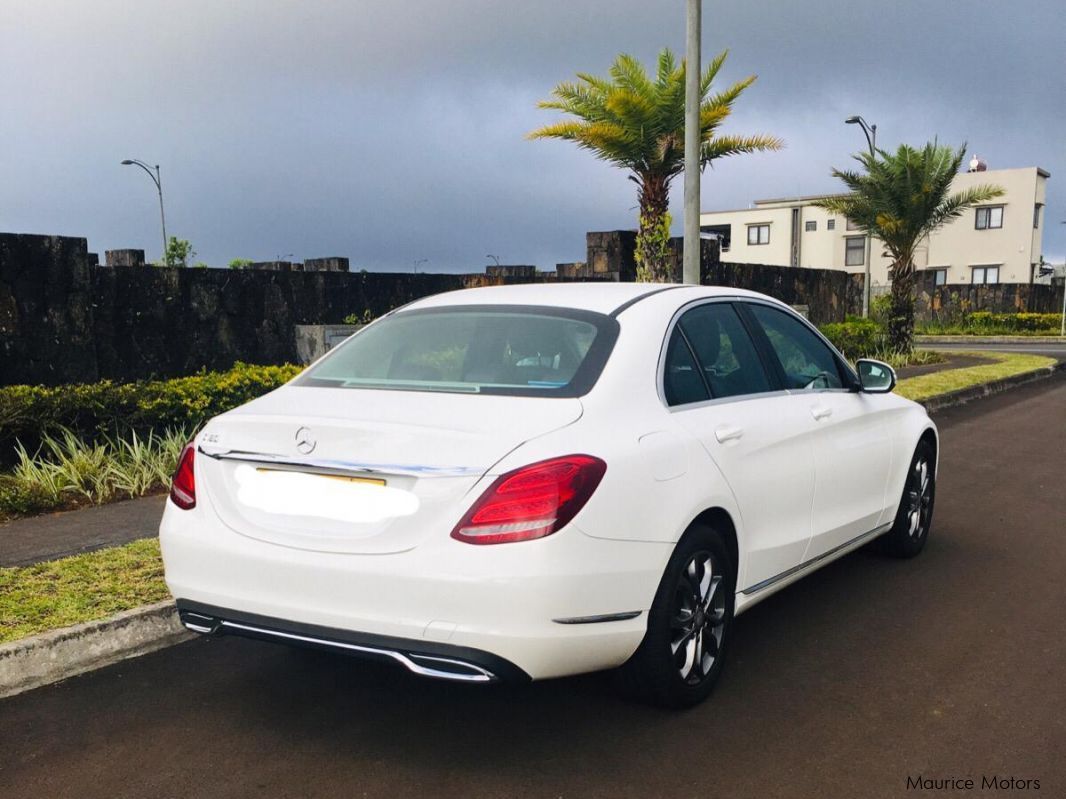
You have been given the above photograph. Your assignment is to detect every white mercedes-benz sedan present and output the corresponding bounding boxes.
[161,282,937,707]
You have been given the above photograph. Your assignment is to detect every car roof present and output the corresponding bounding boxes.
[401,281,780,316]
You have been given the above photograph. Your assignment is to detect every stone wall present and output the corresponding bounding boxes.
[915,274,1064,319]
[584,230,864,323]
[0,233,548,386]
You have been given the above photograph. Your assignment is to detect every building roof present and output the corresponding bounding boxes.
[701,165,1049,215]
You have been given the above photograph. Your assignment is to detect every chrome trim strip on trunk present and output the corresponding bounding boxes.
[552,611,643,625]
[209,620,497,683]
[197,447,485,479]
[740,522,892,596]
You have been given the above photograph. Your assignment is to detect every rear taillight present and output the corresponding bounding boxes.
[170,442,197,510]
[451,455,606,545]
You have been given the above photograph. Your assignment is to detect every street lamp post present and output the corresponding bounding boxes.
[682,0,702,285]
[845,116,877,317]
[121,159,168,266]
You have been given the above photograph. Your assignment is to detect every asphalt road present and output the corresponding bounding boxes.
[3,376,1065,799]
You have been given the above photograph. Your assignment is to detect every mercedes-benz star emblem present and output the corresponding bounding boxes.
[294,426,317,455]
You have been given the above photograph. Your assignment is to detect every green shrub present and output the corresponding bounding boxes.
[918,312,1061,335]
[0,362,302,459]
[819,316,886,360]
[0,476,56,517]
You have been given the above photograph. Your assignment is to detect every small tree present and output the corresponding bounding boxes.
[530,49,782,282]
[162,237,195,268]
[814,143,1003,353]
[228,258,253,270]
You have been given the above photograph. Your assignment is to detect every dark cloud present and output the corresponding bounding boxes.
[1,0,1062,270]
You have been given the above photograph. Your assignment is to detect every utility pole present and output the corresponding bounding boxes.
[682,0,702,285]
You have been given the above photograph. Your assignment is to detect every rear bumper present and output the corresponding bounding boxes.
[177,600,531,683]
[160,499,671,680]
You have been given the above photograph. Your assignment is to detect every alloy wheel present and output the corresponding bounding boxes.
[670,552,726,685]
[906,458,933,539]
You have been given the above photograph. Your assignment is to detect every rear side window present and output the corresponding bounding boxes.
[747,304,844,390]
[663,328,710,406]
[677,304,771,399]
[297,306,617,397]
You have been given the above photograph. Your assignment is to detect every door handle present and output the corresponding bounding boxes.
[811,406,833,421]
[714,425,744,443]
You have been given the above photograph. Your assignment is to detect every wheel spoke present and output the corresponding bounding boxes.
[671,627,695,656]
[702,575,721,611]
[679,632,698,679]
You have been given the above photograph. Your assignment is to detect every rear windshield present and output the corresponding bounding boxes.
[296,305,619,397]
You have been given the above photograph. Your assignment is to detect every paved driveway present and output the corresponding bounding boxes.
[2,376,1064,798]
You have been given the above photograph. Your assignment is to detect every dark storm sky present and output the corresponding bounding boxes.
[2,0,1062,270]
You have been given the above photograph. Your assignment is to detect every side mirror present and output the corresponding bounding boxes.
[856,359,896,393]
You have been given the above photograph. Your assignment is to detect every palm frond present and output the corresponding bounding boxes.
[702,133,784,162]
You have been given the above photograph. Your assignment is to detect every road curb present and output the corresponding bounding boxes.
[916,335,1065,344]
[0,600,191,699]
[922,362,1065,414]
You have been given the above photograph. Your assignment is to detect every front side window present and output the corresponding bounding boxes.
[845,236,866,266]
[297,307,615,397]
[975,205,1004,230]
[972,265,1000,285]
[747,224,770,245]
[677,304,771,399]
[747,304,844,390]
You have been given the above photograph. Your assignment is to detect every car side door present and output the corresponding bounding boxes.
[742,302,895,561]
[662,300,818,592]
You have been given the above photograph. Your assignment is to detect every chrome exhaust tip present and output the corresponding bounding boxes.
[179,610,221,635]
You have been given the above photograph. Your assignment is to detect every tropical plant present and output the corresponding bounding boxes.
[814,143,1003,353]
[162,237,195,268]
[529,49,782,282]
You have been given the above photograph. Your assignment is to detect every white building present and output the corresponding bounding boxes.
[699,165,1050,288]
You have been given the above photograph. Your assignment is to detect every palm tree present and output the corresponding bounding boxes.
[814,143,1003,354]
[529,49,782,282]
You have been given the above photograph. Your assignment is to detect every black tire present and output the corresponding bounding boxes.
[615,524,735,709]
[879,440,936,558]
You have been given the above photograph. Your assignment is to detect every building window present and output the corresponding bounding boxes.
[845,236,866,266]
[928,268,947,286]
[975,205,1004,230]
[747,224,770,245]
[826,219,836,230]
[971,265,1000,284]
[804,220,817,232]
[846,217,862,231]
[1034,203,1042,229]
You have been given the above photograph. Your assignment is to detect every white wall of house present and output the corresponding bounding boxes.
[700,166,1049,287]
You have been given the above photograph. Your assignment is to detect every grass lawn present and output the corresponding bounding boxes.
[895,351,1058,402]
[0,538,169,644]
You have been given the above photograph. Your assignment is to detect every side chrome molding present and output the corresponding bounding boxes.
[740,523,892,596]
[552,611,643,625]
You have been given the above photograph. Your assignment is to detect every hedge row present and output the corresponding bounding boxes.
[0,362,302,458]
[917,312,1062,335]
